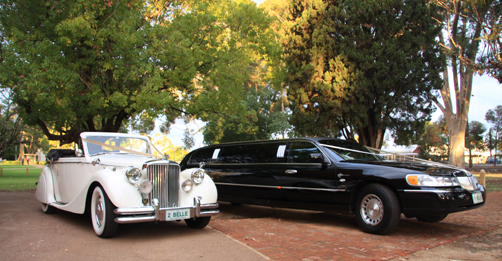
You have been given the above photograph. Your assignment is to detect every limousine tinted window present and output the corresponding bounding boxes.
[187,148,215,165]
[218,142,288,164]
[288,142,322,163]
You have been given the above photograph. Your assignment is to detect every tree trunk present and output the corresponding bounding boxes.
[435,63,472,169]
[449,125,466,168]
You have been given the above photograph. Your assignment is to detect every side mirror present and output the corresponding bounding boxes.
[74,143,83,157]
[310,153,326,163]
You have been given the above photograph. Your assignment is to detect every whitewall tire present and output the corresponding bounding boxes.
[91,185,118,238]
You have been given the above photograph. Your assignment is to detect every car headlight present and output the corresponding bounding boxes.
[191,168,205,185]
[406,174,460,187]
[125,167,142,184]
[182,179,193,192]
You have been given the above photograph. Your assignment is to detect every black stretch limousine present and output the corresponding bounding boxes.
[180,138,486,234]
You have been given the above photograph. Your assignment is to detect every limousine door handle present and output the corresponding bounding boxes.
[285,169,298,174]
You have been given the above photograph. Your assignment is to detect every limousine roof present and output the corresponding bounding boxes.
[200,137,355,148]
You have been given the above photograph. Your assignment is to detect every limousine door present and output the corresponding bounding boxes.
[279,142,347,211]
[206,143,287,205]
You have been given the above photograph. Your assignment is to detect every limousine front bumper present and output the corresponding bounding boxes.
[399,186,486,217]
[113,197,219,224]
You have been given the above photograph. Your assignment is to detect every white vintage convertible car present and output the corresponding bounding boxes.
[35,132,219,238]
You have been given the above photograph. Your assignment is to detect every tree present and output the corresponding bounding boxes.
[416,116,449,161]
[0,88,23,158]
[485,105,502,164]
[283,0,443,149]
[432,0,501,168]
[0,88,53,159]
[182,128,195,150]
[468,121,487,150]
[476,1,502,83]
[198,0,290,144]
[0,0,274,145]
[434,0,502,83]
[127,113,156,135]
[466,120,487,166]
[150,133,188,161]
[202,85,290,144]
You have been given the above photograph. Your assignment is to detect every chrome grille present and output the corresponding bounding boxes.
[147,163,180,208]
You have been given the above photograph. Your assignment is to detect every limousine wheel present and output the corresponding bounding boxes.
[355,184,400,235]
[416,213,448,223]
[185,217,211,229]
[91,185,118,238]
[41,203,57,214]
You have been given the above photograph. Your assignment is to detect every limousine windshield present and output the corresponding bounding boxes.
[319,139,382,161]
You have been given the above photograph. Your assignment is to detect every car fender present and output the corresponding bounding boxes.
[91,167,143,209]
[179,168,218,206]
[35,166,56,205]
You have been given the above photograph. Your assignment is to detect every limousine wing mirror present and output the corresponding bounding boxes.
[310,153,326,163]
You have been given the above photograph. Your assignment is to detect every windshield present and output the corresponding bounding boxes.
[319,139,382,161]
[85,135,152,156]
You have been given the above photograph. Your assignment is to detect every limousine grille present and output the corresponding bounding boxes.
[147,163,180,208]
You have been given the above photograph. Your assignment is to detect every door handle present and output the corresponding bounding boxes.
[285,169,297,174]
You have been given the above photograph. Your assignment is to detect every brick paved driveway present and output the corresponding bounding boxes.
[211,191,502,260]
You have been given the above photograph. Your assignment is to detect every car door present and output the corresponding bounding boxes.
[53,156,88,204]
[279,141,347,210]
[207,142,287,205]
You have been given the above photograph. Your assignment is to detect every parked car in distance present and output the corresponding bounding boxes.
[180,138,485,235]
[485,156,501,164]
[35,132,219,238]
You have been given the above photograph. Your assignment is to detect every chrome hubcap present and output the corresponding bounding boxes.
[361,194,384,226]
[94,195,104,228]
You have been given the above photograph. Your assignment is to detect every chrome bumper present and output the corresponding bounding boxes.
[113,197,219,224]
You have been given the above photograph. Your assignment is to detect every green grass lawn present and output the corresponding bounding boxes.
[485,177,502,192]
[0,165,42,191]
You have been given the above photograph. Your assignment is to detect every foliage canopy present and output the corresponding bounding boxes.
[0,0,275,145]
[283,0,443,148]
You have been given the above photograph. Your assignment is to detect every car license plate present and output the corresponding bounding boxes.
[165,209,190,221]
[472,192,483,204]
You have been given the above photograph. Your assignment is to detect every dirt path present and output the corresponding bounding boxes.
[0,191,267,261]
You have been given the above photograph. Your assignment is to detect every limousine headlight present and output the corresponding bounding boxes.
[191,169,205,185]
[406,174,460,187]
[125,167,142,184]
